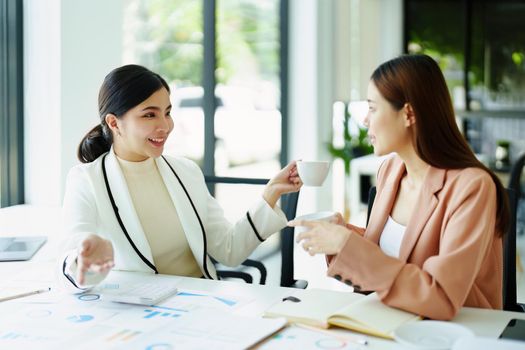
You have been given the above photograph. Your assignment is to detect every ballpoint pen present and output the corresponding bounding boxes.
[0,287,51,302]
[293,323,369,346]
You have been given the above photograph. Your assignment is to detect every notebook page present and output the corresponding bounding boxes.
[264,289,364,328]
[329,292,420,337]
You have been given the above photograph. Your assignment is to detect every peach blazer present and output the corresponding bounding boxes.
[327,154,502,320]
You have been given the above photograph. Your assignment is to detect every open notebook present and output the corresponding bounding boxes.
[264,289,420,339]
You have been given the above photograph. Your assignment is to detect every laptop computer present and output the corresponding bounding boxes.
[0,236,47,261]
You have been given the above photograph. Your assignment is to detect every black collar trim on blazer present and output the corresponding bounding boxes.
[102,154,159,274]
[62,258,85,289]
[100,153,213,279]
[161,156,212,279]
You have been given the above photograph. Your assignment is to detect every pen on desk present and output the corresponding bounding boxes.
[0,287,51,302]
[293,323,368,346]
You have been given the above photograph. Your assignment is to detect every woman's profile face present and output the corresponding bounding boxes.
[364,82,411,156]
[113,87,173,161]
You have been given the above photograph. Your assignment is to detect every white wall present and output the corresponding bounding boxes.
[60,0,123,202]
[349,0,403,100]
[288,0,332,214]
[24,0,62,205]
[24,0,123,205]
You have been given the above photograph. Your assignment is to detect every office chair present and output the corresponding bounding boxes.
[279,190,308,289]
[503,188,525,312]
[509,152,525,237]
[366,186,377,227]
[204,176,307,288]
[504,152,525,312]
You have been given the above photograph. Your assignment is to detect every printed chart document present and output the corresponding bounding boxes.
[0,279,284,350]
[112,308,287,350]
[259,325,364,350]
[264,289,420,339]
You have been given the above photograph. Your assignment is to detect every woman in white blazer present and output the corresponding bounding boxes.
[60,65,302,290]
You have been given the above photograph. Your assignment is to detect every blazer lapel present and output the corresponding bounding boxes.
[398,165,446,261]
[365,160,406,244]
[105,150,155,264]
[155,157,205,263]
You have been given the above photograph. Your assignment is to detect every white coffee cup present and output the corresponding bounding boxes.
[292,211,337,234]
[293,211,336,223]
[296,160,330,186]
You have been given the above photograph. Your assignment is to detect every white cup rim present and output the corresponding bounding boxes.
[297,160,330,164]
[293,211,335,222]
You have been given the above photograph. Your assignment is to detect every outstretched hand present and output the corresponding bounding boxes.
[76,234,114,285]
[263,161,303,208]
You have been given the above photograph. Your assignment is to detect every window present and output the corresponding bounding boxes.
[122,0,287,179]
[0,0,24,207]
[405,0,525,112]
[469,1,525,111]
[215,0,282,176]
[405,0,465,109]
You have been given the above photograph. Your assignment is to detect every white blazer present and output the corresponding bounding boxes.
[59,149,287,290]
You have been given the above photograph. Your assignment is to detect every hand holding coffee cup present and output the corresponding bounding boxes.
[288,211,351,256]
[296,161,330,187]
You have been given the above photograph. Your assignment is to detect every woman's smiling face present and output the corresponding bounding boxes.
[110,87,173,161]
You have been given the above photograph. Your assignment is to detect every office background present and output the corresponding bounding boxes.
[1,0,524,296]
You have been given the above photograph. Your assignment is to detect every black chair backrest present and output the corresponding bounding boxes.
[366,186,377,227]
[504,152,525,312]
[204,176,268,284]
[279,190,303,287]
[204,176,304,288]
[509,152,525,202]
[503,188,522,311]
[205,176,268,193]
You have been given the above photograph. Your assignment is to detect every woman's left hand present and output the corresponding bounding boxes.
[288,220,351,256]
[263,161,302,207]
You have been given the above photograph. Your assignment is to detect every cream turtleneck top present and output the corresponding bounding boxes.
[117,156,202,277]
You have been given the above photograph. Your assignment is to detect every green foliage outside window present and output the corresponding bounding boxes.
[124,0,279,89]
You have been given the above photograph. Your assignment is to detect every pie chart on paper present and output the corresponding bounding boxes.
[66,314,94,323]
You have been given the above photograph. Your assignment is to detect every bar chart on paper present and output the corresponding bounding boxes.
[143,308,183,319]
[156,289,250,312]
[67,315,95,323]
[0,330,56,342]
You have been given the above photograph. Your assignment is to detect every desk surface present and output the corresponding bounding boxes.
[2,205,525,349]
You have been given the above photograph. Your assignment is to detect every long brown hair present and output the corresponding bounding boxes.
[371,54,509,237]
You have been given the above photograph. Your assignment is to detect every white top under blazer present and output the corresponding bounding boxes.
[59,148,288,291]
[379,215,407,258]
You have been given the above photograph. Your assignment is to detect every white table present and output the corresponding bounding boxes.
[2,205,525,349]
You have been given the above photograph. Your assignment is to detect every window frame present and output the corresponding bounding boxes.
[0,0,289,205]
[203,0,289,194]
[0,0,24,207]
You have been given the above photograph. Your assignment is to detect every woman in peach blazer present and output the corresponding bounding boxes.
[291,54,509,320]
